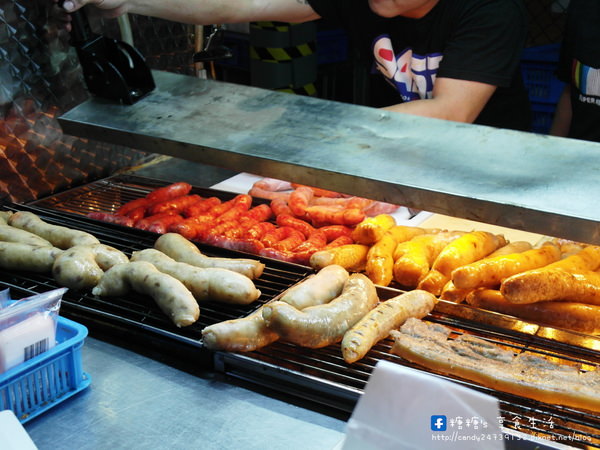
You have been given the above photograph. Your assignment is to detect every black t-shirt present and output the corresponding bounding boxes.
[556,0,600,142]
[308,0,531,130]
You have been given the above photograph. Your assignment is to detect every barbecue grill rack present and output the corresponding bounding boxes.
[3,174,600,448]
[2,191,313,359]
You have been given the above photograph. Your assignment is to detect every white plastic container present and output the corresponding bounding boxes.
[0,313,56,373]
[0,288,65,374]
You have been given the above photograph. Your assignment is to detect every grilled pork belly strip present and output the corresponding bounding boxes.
[390,318,600,412]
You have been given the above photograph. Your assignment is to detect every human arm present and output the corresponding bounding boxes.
[549,85,572,137]
[381,0,524,125]
[382,77,496,123]
[60,0,319,25]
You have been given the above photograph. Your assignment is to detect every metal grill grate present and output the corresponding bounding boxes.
[3,174,600,447]
[2,187,313,350]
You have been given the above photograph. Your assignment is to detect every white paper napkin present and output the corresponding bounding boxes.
[341,360,503,450]
[0,410,38,450]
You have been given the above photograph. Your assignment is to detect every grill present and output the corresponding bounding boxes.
[3,174,600,448]
[2,177,313,361]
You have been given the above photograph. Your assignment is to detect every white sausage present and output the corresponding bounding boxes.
[0,242,62,272]
[279,265,349,309]
[0,224,53,247]
[52,244,129,291]
[262,273,379,348]
[154,233,264,279]
[9,211,100,249]
[92,261,199,327]
[131,249,260,304]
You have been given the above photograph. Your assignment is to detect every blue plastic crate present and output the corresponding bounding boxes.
[521,44,566,105]
[317,29,348,65]
[530,102,557,134]
[0,316,90,423]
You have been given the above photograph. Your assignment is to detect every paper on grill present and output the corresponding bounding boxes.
[340,360,503,450]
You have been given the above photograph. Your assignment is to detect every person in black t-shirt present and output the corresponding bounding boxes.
[58,0,531,130]
[550,0,600,143]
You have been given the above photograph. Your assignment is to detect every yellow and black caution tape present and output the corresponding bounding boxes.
[251,21,292,32]
[249,21,317,94]
[276,82,318,96]
[250,42,316,63]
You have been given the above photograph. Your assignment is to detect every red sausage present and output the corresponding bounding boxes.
[318,225,353,241]
[184,197,221,218]
[261,226,296,248]
[259,247,302,264]
[125,206,147,222]
[116,198,151,216]
[87,212,134,227]
[276,214,315,238]
[244,222,276,240]
[242,204,273,222]
[134,212,177,231]
[293,230,327,253]
[147,215,184,234]
[272,228,305,252]
[248,187,291,200]
[290,183,342,198]
[147,194,203,215]
[270,197,293,217]
[205,234,265,254]
[288,186,314,216]
[146,182,192,203]
[324,235,354,249]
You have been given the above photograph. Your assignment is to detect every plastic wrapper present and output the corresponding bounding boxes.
[0,287,65,374]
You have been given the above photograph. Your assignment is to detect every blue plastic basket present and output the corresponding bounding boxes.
[317,29,348,65]
[0,316,90,423]
[521,44,566,105]
[530,102,557,134]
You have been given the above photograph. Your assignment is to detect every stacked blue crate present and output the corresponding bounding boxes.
[521,43,566,134]
[316,29,348,65]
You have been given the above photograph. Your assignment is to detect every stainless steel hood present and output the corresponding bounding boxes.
[59,70,600,244]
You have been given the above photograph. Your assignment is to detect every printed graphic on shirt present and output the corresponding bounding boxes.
[372,35,443,102]
[572,59,600,106]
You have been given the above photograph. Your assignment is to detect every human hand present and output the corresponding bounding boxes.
[57,0,129,19]
[49,0,73,32]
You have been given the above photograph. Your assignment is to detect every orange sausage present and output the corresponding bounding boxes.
[501,268,600,305]
[393,231,464,288]
[365,233,397,286]
[309,244,369,272]
[451,243,561,290]
[146,182,192,203]
[432,231,507,278]
[351,214,396,245]
[466,288,600,334]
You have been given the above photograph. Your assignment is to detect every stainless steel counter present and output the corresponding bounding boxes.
[23,337,346,450]
[59,70,600,244]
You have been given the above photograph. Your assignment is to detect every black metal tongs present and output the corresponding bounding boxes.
[193,25,232,64]
[62,2,155,104]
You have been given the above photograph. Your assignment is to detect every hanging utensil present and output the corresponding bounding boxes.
[193,25,233,79]
[62,3,155,104]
